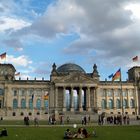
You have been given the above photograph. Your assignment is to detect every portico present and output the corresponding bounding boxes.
[54,85,97,113]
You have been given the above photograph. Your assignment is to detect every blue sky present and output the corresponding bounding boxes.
[0,0,140,81]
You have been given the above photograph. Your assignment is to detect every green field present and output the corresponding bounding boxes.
[0,125,140,140]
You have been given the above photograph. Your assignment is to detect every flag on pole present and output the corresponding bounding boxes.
[108,73,113,79]
[0,52,6,59]
[132,56,138,62]
[112,68,121,81]
[15,72,20,76]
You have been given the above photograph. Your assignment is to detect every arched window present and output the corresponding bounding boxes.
[109,99,113,109]
[13,99,18,109]
[44,100,48,108]
[29,99,33,109]
[21,99,26,109]
[101,99,106,109]
[116,99,121,109]
[0,89,4,95]
[36,99,41,110]
[123,99,127,108]
[130,99,135,108]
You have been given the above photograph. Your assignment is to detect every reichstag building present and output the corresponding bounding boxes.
[0,63,140,120]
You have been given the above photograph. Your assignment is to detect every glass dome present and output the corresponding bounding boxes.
[57,63,85,73]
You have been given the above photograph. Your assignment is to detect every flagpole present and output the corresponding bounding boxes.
[32,93,34,121]
[48,94,50,124]
[120,68,124,116]
[134,73,138,115]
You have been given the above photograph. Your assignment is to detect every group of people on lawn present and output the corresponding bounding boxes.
[0,128,8,137]
[64,127,93,139]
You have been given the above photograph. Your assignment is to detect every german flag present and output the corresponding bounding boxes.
[132,56,138,62]
[112,69,121,81]
[15,72,20,76]
[0,52,6,59]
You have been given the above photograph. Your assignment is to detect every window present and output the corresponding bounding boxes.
[108,99,113,109]
[123,99,128,108]
[29,99,33,109]
[114,90,120,97]
[37,112,40,115]
[12,112,16,116]
[122,91,127,97]
[13,99,18,109]
[130,99,135,108]
[13,90,17,96]
[0,100,2,108]
[44,100,48,108]
[21,99,26,109]
[36,99,41,110]
[107,90,113,97]
[0,89,4,95]
[29,89,33,96]
[100,89,105,97]
[20,112,24,116]
[21,90,25,96]
[116,99,121,109]
[101,99,106,109]
[129,89,134,97]
[29,112,32,116]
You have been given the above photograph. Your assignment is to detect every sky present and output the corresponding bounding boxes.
[0,0,140,81]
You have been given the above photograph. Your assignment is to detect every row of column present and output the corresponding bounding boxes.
[103,89,137,109]
[55,86,96,112]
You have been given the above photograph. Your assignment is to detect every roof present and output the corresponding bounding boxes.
[57,63,85,73]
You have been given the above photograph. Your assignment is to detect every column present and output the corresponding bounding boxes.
[86,87,91,111]
[18,89,21,108]
[26,89,29,109]
[112,89,115,108]
[41,90,44,109]
[33,89,36,109]
[126,89,129,108]
[79,87,83,112]
[94,88,98,109]
[55,87,58,113]
[135,87,138,115]
[120,89,124,114]
[4,86,8,116]
[70,87,74,112]
[105,89,107,109]
[63,87,66,112]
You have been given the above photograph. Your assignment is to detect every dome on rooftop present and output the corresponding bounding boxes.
[57,63,85,73]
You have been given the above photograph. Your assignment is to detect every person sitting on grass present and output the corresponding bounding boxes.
[82,128,90,138]
[0,128,8,137]
[73,127,90,139]
[64,129,73,139]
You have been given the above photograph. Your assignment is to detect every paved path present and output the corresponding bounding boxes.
[0,120,140,127]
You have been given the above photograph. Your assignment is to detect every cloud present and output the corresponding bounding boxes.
[2,38,23,51]
[0,16,31,33]
[2,0,140,74]
[2,55,33,67]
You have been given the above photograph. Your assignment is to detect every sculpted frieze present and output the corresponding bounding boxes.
[53,73,95,83]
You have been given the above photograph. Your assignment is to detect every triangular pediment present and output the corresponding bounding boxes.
[54,73,95,83]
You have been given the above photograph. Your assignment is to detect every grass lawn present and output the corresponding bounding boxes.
[0,125,140,140]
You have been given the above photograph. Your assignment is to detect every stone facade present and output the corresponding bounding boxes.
[0,63,140,120]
